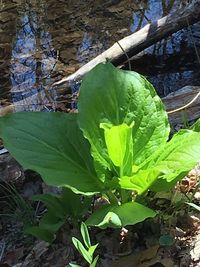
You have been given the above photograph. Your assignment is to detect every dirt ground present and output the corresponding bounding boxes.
[0,153,200,267]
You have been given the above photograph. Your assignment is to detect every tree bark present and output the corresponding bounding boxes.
[53,0,200,86]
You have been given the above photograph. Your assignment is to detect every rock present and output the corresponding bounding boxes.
[0,153,23,183]
[23,180,42,199]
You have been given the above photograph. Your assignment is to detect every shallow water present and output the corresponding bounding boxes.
[0,0,200,110]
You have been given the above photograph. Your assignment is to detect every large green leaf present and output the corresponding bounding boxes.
[25,203,65,243]
[78,63,170,177]
[60,188,92,219]
[119,168,161,195]
[0,112,104,195]
[86,202,156,228]
[151,130,200,191]
[28,190,91,243]
[100,123,133,176]
[32,194,66,219]
[25,226,55,243]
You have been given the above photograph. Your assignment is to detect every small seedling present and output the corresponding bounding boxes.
[69,222,99,267]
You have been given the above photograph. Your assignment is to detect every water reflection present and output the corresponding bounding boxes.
[77,33,97,66]
[128,0,200,97]
[77,32,107,67]
[11,13,37,101]
[0,0,199,111]
[10,1,57,110]
[150,70,196,96]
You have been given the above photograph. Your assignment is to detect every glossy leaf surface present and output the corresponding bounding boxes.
[78,63,170,176]
[72,237,92,264]
[81,222,91,249]
[0,112,103,195]
[100,123,133,176]
[119,168,161,194]
[151,130,200,191]
[86,202,156,228]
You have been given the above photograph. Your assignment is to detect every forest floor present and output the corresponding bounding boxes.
[0,152,200,267]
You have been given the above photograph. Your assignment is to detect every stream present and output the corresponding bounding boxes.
[0,0,200,111]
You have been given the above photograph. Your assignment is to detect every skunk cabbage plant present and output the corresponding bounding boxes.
[0,63,200,231]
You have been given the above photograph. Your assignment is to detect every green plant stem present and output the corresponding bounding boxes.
[119,165,128,204]
[106,191,119,205]
[120,189,128,204]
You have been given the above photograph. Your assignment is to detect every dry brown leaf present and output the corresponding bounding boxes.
[110,245,159,267]
[110,244,176,267]
[4,247,24,266]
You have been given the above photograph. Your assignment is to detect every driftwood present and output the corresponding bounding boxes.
[54,0,200,86]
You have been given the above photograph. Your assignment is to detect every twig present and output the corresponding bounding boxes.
[167,91,200,114]
[42,50,59,80]
[0,241,5,262]
[116,41,131,70]
[35,201,41,217]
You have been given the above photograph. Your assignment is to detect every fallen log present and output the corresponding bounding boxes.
[1,86,199,126]
[163,86,200,125]
[53,0,200,86]
[0,90,52,116]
